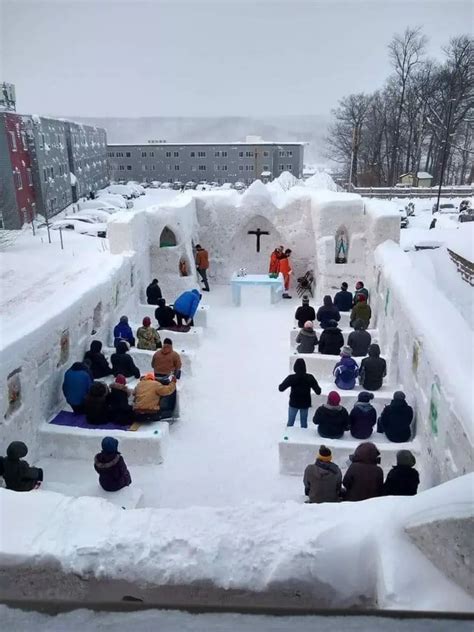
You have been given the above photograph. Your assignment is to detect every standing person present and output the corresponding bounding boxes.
[110,341,140,379]
[316,296,341,329]
[333,346,359,390]
[343,442,384,502]
[133,373,177,422]
[350,294,371,329]
[84,381,110,425]
[94,437,131,492]
[278,358,321,429]
[349,392,377,440]
[155,298,177,329]
[83,340,112,379]
[107,375,134,426]
[113,316,135,349]
[269,246,282,274]
[318,320,344,356]
[296,321,318,354]
[377,391,414,443]
[0,442,43,492]
[173,289,202,327]
[353,281,369,305]
[195,244,210,292]
[62,362,93,414]
[333,282,353,312]
[279,249,293,299]
[151,338,182,379]
[136,317,161,351]
[294,295,316,328]
[347,320,372,357]
[303,446,342,504]
[359,344,387,391]
[383,450,420,496]
[312,391,349,439]
[146,279,162,305]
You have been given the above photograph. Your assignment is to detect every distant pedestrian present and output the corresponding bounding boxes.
[377,391,413,443]
[196,244,210,292]
[333,282,353,312]
[313,391,350,439]
[383,450,420,496]
[278,358,321,428]
[317,296,341,329]
[296,321,318,354]
[303,445,342,504]
[294,295,316,328]
[0,441,43,492]
[94,436,131,492]
[347,320,372,357]
[146,279,162,305]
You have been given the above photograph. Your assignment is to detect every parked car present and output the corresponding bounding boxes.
[210,181,220,188]
[149,181,162,188]
[172,181,183,190]
[458,208,474,223]
[234,181,246,191]
[96,192,132,209]
[459,199,472,213]
[139,182,151,188]
[160,182,172,189]
[78,200,119,214]
[184,181,196,190]
[42,219,107,238]
[74,210,113,223]
[106,184,136,199]
[127,182,146,196]
[432,202,457,214]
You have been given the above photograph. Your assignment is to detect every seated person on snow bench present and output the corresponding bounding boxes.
[133,373,177,422]
[0,441,43,492]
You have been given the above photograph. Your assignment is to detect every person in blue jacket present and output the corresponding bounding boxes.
[113,315,135,349]
[62,362,93,414]
[173,289,202,327]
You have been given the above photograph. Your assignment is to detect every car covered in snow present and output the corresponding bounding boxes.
[105,184,137,199]
[96,192,132,209]
[78,200,120,214]
[233,181,246,191]
[149,181,162,188]
[184,181,196,190]
[41,218,107,238]
[160,182,172,189]
[139,182,151,188]
[432,202,457,214]
[126,182,146,196]
[172,181,183,190]
[74,210,113,223]
[458,207,474,223]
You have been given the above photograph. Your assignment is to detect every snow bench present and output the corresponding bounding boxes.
[38,419,170,465]
[129,322,204,350]
[288,352,389,381]
[39,482,144,509]
[290,326,379,347]
[136,302,209,328]
[279,428,421,476]
[309,383,397,414]
[103,347,194,377]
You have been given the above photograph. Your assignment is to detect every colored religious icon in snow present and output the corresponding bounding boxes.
[248,228,269,253]
[160,226,177,247]
[179,257,189,277]
[58,329,70,366]
[335,227,349,264]
[429,377,441,436]
[6,368,22,418]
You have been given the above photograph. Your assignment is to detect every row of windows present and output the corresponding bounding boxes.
[108,149,289,159]
[13,168,33,190]
[42,164,68,181]
[279,150,293,157]
[8,130,29,152]
[118,163,290,174]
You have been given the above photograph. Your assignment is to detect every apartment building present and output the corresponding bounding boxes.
[65,122,108,200]
[107,141,305,185]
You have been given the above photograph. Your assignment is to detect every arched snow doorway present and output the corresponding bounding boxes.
[335,226,349,264]
[229,215,282,276]
[160,226,177,248]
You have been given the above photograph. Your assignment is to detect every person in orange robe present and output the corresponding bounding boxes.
[269,246,283,274]
[279,249,293,298]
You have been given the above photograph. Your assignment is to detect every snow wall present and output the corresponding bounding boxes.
[0,474,472,611]
[372,241,474,487]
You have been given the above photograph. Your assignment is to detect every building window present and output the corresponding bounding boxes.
[119,165,125,171]
[263,151,269,157]
[49,198,56,211]
[214,151,220,157]
[14,170,22,189]
[125,152,131,157]
[62,192,67,204]
[21,131,28,151]
[141,151,147,157]
[191,166,197,172]
[174,165,179,171]
[27,168,33,186]
[166,151,171,157]
[57,133,61,145]
[152,165,156,171]
[263,165,269,171]
[173,151,179,157]
[222,151,228,157]
[142,165,148,171]
[116,151,123,157]
[239,165,244,171]
[198,165,206,171]
[279,151,285,157]
[246,151,254,157]
[198,151,206,157]
[8,131,17,151]
[127,165,132,170]
[40,133,45,149]
[239,151,243,157]
[222,165,228,171]
[279,164,284,171]
[150,151,154,157]
[286,164,293,171]
[287,150,293,157]
[43,168,48,182]
[108,151,115,157]
[190,151,195,157]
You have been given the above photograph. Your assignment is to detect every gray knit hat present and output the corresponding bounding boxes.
[341,345,352,357]
[397,450,416,467]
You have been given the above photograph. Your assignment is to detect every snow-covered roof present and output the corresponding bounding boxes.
[417,171,433,179]
[260,171,272,176]
[108,141,307,147]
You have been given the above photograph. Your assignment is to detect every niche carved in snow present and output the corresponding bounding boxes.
[335,226,349,264]
[5,368,22,419]
[160,226,177,248]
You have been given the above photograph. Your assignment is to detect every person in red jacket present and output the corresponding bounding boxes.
[269,246,283,274]
[279,248,292,298]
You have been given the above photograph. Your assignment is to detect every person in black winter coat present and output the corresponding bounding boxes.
[111,341,140,379]
[316,296,341,329]
[333,282,353,312]
[155,298,177,329]
[359,344,387,391]
[347,320,372,357]
[378,391,413,443]
[107,374,134,425]
[146,279,162,305]
[349,391,377,439]
[84,381,110,425]
[0,442,43,491]
[313,391,349,439]
[318,320,344,356]
[294,296,316,328]
[279,358,322,428]
[383,450,419,496]
[83,340,112,379]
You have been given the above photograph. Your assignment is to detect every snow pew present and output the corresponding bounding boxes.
[279,428,421,476]
[39,483,144,510]
[310,383,396,414]
[288,352,390,380]
[102,347,194,377]
[129,322,204,350]
[290,326,379,347]
[136,302,209,328]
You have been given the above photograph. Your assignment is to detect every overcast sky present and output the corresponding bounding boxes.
[1,0,472,118]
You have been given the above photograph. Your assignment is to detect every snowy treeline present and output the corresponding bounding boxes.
[326,29,473,187]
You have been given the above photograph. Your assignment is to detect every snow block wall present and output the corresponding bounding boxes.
[372,242,474,487]
[0,253,140,460]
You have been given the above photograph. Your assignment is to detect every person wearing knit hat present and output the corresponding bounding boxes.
[353,281,369,305]
[296,321,318,354]
[350,292,371,329]
[303,445,342,503]
[107,375,133,426]
[312,391,350,439]
[294,295,316,327]
[133,372,177,422]
[333,347,359,390]
[115,374,126,385]
[383,449,420,496]
[110,341,140,379]
[83,340,113,380]
[377,391,414,443]
[349,391,377,440]
[136,316,161,351]
[333,282,353,312]
[278,358,322,428]
[94,436,132,492]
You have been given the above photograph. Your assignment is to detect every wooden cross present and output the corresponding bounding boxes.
[248,228,270,253]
